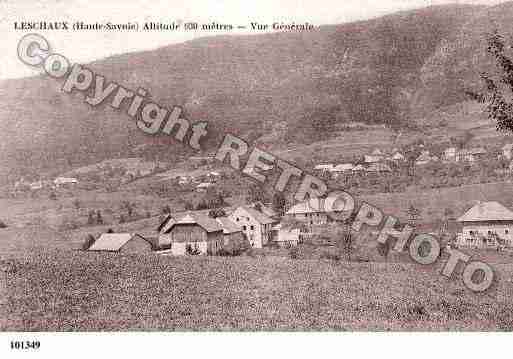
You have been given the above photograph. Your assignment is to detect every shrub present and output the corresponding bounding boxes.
[59,217,81,231]
[82,234,96,250]
[186,244,201,255]
[289,247,300,259]
[320,251,340,261]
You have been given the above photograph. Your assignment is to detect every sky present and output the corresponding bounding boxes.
[0,0,506,80]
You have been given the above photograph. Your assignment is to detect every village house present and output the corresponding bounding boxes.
[87,233,153,253]
[54,176,78,187]
[228,206,275,248]
[456,201,513,248]
[363,148,385,164]
[389,152,405,162]
[248,202,279,220]
[285,195,348,227]
[503,143,513,160]
[158,212,224,255]
[314,164,334,172]
[189,155,215,165]
[365,163,392,173]
[455,147,486,163]
[415,152,433,166]
[352,164,365,172]
[29,180,43,191]
[330,163,354,174]
[271,223,300,247]
[196,182,213,192]
[443,147,458,162]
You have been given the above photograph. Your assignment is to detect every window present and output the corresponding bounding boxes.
[236,217,239,222]
[506,229,509,234]
[250,225,254,231]
[243,225,247,231]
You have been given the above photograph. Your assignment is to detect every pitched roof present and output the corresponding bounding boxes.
[331,164,354,172]
[457,201,513,222]
[314,164,333,170]
[250,202,278,218]
[286,196,349,214]
[238,206,275,224]
[164,211,222,233]
[366,163,392,172]
[416,153,431,162]
[215,217,242,234]
[88,233,143,251]
[458,147,486,156]
[364,155,382,163]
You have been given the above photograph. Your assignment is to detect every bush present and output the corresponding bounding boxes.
[82,234,96,250]
[289,247,300,259]
[320,251,340,261]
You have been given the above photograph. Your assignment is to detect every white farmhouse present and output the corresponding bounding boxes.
[54,177,78,187]
[456,201,513,248]
[228,206,275,248]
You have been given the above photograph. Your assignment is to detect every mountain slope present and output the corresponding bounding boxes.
[0,4,493,179]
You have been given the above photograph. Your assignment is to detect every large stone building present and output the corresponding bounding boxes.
[228,206,275,248]
[456,201,513,248]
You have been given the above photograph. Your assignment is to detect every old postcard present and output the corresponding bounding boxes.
[1,0,513,356]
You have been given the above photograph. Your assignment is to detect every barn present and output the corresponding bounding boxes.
[158,212,224,255]
[87,233,153,253]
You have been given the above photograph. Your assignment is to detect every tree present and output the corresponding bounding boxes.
[186,244,201,255]
[272,192,287,216]
[82,234,96,250]
[406,204,421,227]
[335,224,354,261]
[87,210,96,225]
[208,208,227,218]
[377,240,390,261]
[468,30,513,133]
[162,205,171,214]
[72,198,81,210]
[121,201,136,218]
[247,184,266,204]
[96,210,104,225]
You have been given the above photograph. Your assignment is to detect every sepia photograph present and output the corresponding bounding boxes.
[1,0,513,356]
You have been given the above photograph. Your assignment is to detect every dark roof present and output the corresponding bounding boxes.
[164,212,222,233]
[239,206,275,224]
[215,217,242,234]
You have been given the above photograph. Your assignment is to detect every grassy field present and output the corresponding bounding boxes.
[2,248,513,331]
[3,177,513,330]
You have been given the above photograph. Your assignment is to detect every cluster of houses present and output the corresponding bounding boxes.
[84,192,513,255]
[314,148,402,176]
[313,143,513,178]
[86,197,349,255]
[14,176,79,192]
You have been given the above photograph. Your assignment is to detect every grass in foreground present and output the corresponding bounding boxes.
[2,249,513,331]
